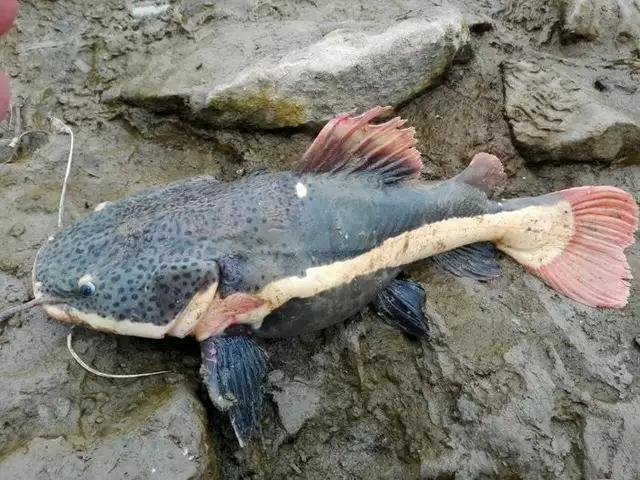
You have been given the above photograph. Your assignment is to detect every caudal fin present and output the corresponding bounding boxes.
[498,186,638,308]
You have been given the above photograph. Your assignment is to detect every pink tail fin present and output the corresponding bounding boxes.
[529,186,637,308]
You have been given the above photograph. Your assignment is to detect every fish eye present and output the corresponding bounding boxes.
[79,281,96,297]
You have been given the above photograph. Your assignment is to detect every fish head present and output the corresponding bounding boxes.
[32,203,219,338]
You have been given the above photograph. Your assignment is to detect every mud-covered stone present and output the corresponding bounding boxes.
[0,386,215,480]
[563,0,602,40]
[503,59,640,164]
[561,0,640,48]
[114,13,470,129]
[269,370,322,436]
[0,306,213,479]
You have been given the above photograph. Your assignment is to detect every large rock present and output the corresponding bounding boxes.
[0,386,215,480]
[561,0,640,48]
[114,13,470,129]
[503,59,640,163]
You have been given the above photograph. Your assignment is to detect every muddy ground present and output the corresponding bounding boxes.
[0,1,639,479]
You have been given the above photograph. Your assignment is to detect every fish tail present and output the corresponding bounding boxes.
[495,186,638,308]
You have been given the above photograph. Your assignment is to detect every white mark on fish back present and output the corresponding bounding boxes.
[295,182,307,198]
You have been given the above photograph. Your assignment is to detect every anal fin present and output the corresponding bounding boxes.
[200,335,268,447]
[371,279,430,338]
[432,242,501,281]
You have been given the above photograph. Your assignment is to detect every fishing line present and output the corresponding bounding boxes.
[0,118,73,323]
[66,326,172,379]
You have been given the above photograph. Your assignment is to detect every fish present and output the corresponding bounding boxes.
[2,106,637,446]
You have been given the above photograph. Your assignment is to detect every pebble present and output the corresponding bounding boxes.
[8,223,25,238]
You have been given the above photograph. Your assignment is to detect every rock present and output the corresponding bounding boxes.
[503,59,640,163]
[8,223,25,237]
[270,371,322,436]
[561,0,640,49]
[0,386,215,479]
[0,301,213,478]
[115,13,470,129]
[562,0,602,40]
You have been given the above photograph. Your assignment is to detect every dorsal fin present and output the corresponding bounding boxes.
[298,106,423,183]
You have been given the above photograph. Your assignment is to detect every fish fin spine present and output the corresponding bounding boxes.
[298,106,422,183]
[200,336,268,447]
[499,186,638,308]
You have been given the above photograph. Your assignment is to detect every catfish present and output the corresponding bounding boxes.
[2,107,637,445]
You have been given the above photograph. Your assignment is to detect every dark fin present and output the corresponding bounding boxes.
[371,279,430,338]
[452,152,506,196]
[432,242,501,281]
[200,335,268,447]
[298,106,423,183]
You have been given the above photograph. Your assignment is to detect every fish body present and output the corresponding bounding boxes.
[23,106,638,446]
[34,168,493,339]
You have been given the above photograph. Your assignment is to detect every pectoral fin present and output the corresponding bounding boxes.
[371,279,430,338]
[200,335,268,447]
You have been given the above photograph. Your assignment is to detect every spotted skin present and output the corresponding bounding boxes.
[35,170,494,337]
[36,174,295,326]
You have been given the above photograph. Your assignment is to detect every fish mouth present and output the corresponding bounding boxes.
[41,302,76,324]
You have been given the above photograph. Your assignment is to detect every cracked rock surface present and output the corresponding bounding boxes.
[503,59,640,164]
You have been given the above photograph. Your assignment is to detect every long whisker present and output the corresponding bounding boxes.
[0,297,47,323]
[66,326,172,379]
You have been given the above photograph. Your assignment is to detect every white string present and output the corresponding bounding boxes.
[48,116,74,228]
[67,327,172,379]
